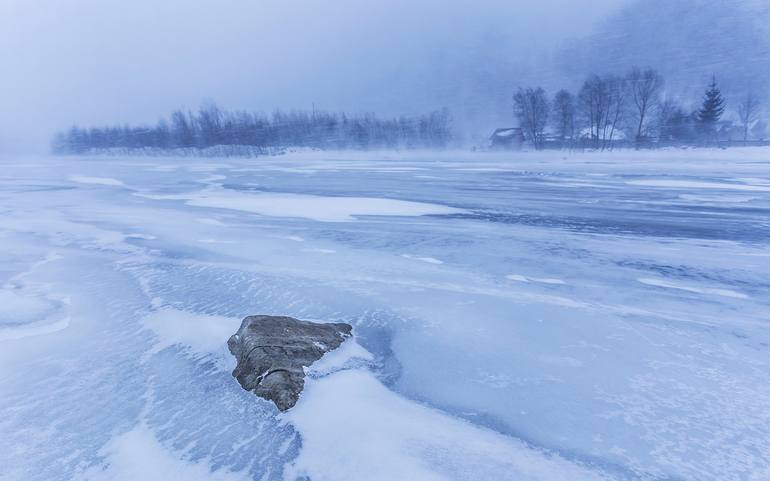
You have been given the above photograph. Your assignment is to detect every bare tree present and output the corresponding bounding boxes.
[603,75,628,150]
[513,87,549,150]
[627,67,663,147]
[578,75,627,150]
[170,110,195,148]
[738,93,761,142]
[552,89,575,148]
[578,75,609,149]
[657,98,695,143]
[196,102,224,147]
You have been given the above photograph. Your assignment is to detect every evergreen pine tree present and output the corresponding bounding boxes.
[697,77,726,139]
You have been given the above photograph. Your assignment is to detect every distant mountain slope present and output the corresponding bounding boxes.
[559,0,770,106]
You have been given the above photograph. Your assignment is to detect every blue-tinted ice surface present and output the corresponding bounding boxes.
[1,150,769,481]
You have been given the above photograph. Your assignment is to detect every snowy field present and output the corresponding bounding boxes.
[1,149,769,481]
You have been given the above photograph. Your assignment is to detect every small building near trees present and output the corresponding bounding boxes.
[490,128,524,150]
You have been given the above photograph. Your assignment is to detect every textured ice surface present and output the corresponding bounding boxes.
[68,175,125,186]
[137,189,465,221]
[285,368,610,481]
[1,149,769,481]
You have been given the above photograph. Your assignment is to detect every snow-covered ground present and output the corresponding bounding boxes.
[1,149,769,481]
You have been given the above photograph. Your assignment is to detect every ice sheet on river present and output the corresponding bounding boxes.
[1,149,769,481]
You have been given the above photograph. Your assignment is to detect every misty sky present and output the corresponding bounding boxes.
[0,0,631,152]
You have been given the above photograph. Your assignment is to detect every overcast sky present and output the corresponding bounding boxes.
[0,0,630,152]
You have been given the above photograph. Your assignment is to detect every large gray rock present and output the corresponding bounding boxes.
[228,315,352,411]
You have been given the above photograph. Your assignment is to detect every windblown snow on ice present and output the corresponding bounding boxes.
[1,149,769,481]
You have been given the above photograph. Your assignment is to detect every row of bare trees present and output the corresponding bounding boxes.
[514,68,764,150]
[53,104,453,155]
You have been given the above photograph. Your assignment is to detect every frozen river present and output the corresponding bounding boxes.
[1,150,769,481]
